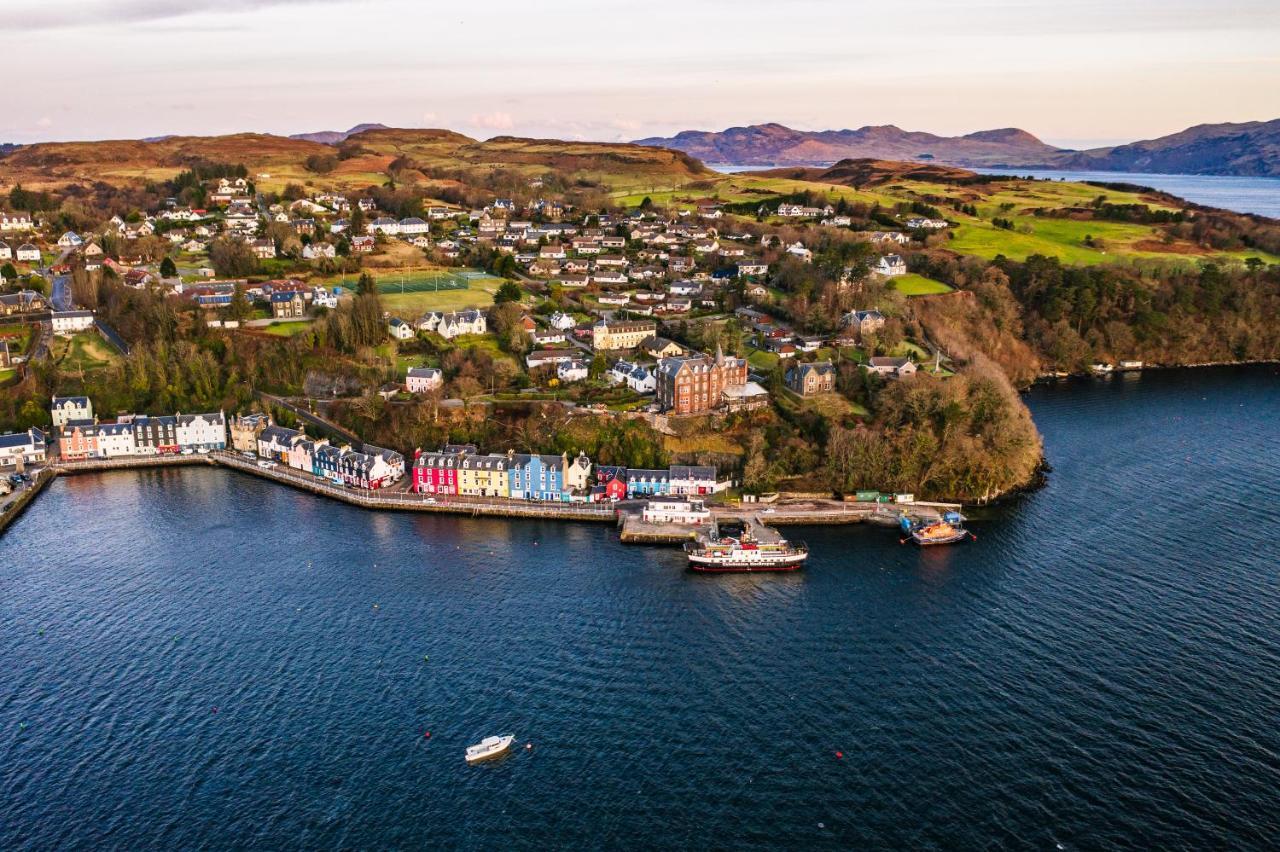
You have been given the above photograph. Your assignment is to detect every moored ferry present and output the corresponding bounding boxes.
[684,532,808,572]
[900,511,971,546]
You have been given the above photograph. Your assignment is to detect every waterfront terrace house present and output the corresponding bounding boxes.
[458,452,511,498]
[406,367,443,393]
[626,468,670,497]
[505,451,593,502]
[655,346,749,416]
[669,465,722,496]
[412,448,466,495]
[58,420,99,461]
[51,396,94,429]
[0,428,46,469]
[340,445,403,489]
[230,413,270,453]
[786,361,836,396]
[314,444,344,484]
[288,437,326,474]
[258,424,304,462]
[592,319,656,351]
[96,421,137,458]
[175,412,227,451]
[867,356,918,379]
[594,465,628,501]
[132,415,179,454]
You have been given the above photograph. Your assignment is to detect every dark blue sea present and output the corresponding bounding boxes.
[3,366,1279,849]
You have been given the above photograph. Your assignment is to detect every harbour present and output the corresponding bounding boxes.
[1,366,1279,847]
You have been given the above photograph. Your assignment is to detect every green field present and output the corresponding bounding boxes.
[262,320,314,336]
[317,268,505,315]
[891,274,953,296]
[56,333,119,373]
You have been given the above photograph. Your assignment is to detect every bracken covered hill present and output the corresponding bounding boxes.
[756,158,980,187]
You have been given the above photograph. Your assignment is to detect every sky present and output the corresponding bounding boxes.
[2,0,1278,149]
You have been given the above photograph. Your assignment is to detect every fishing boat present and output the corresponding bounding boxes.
[465,734,515,764]
[684,531,807,573]
[900,511,971,546]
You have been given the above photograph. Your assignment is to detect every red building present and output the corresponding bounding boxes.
[595,466,628,501]
[412,450,464,494]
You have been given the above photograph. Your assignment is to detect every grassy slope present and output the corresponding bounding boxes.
[892,274,953,296]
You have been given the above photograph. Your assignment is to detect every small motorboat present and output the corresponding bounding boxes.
[465,734,515,764]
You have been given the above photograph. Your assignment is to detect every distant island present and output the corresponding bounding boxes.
[634,119,1280,177]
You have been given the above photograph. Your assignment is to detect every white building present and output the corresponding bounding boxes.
[557,360,589,383]
[642,497,712,525]
[388,317,414,340]
[0,213,34,232]
[51,396,93,429]
[0,427,46,468]
[15,244,40,262]
[875,254,907,276]
[176,411,227,451]
[417,309,486,339]
[406,367,443,393]
[96,422,138,458]
[51,310,95,336]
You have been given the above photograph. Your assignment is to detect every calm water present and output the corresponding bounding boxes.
[3,367,1280,849]
[709,164,1280,218]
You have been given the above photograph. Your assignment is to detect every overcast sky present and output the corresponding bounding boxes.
[2,0,1277,148]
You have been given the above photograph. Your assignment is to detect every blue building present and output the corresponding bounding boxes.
[626,468,670,497]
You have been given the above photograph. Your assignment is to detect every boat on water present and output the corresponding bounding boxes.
[684,531,808,572]
[465,734,515,764]
[1090,363,1115,376]
[900,511,971,546]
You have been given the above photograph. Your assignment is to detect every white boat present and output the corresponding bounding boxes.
[465,734,515,764]
[684,533,807,573]
[1089,363,1114,375]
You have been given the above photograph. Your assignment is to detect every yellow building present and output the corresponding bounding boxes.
[458,454,510,498]
[592,319,656,351]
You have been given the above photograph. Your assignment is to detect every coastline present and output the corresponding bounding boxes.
[4,452,956,540]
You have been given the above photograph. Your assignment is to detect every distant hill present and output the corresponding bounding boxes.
[0,127,710,193]
[635,120,1280,176]
[290,123,391,145]
[633,122,1061,169]
[1054,119,1280,177]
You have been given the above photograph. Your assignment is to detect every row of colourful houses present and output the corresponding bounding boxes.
[412,446,594,501]
[593,465,726,500]
[254,423,405,490]
[52,397,227,461]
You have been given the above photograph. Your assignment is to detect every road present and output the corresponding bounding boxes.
[50,273,72,312]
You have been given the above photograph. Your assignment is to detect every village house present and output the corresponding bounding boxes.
[417,309,486,339]
[251,238,276,259]
[875,254,908,276]
[131,415,180,455]
[175,411,227,451]
[58,420,98,461]
[557,360,589,383]
[0,213,34,232]
[51,310,95,336]
[96,421,137,458]
[302,242,336,260]
[388,317,414,340]
[271,291,306,319]
[0,290,47,315]
[786,361,836,396]
[867,356,918,379]
[16,244,40,262]
[843,309,886,341]
[526,350,576,371]
[350,235,376,254]
[406,367,443,394]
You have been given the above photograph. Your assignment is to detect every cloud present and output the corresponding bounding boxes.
[12,0,345,31]
[469,111,515,131]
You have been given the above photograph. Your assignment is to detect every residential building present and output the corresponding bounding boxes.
[417,309,486,339]
[786,361,836,396]
[176,411,227,451]
[406,367,443,393]
[96,421,137,458]
[271,291,306,319]
[867,356,918,378]
[388,317,414,340]
[669,465,722,496]
[132,415,180,454]
[258,424,303,462]
[592,319,656,351]
[626,468,670,497]
[58,420,99,461]
[875,254,907,276]
[842,309,886,340]
[51,311,95,336]
[51,396,93,428]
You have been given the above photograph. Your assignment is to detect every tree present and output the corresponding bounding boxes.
[357,272,378,296]
[493,281,523,304]
[209,237,258,278]
[159,256,177,278]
